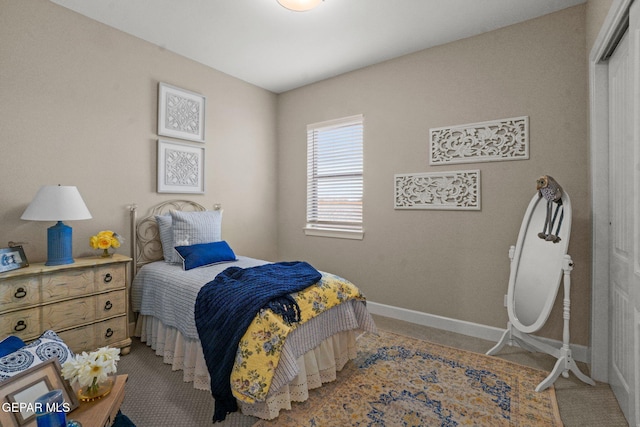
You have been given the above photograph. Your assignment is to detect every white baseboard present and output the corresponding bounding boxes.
[367,301,591,364]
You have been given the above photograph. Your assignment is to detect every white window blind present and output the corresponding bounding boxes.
[306,114,363,239]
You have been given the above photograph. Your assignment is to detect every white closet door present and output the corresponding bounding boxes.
[608,2,639,423]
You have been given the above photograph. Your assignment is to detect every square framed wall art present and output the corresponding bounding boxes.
[158,82,206,143]
[157,139,205,194]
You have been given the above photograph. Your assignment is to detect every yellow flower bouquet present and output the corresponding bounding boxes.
[89,230,123,258]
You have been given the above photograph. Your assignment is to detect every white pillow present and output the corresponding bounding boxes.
[155,214,178,263]
[171,210,222,250]
[0,330,74,382]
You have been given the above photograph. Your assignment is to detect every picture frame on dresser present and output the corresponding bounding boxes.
[158,82,206,143]
[0,246,28,273]
[0,358,79,427]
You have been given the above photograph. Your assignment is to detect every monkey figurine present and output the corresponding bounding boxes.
[536,175,564,243]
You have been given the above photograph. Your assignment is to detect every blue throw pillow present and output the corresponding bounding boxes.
[0,336,25,358]
[175,241,237,271]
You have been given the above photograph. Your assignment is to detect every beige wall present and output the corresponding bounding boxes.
[0,1,279,264]
[1,1,598,346]
[277,5,590,344]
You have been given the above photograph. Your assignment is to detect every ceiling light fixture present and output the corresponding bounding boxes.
[277,0,322,12]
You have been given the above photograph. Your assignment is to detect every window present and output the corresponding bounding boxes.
[305,114,364,239]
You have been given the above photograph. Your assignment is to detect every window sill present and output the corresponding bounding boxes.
[303,227,364,240]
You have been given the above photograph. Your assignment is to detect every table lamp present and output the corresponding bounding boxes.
[21,185,92,266]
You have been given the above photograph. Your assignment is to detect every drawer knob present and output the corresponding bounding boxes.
[105,328,114,338]
[104,300,113,311]
[103,273,113,283]
[14,287,27,299]
[14,320,27,332]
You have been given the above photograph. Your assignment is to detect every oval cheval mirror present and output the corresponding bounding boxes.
[487,187,595,392]
[508,191,571,333]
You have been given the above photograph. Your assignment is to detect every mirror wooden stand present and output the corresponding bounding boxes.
[487,191,595,391]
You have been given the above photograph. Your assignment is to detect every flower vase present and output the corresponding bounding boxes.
[75,375,115,402]
[100,248,112,258]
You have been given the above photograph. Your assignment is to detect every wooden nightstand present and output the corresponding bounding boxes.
[69,374,128,427]
[0,255,132,355]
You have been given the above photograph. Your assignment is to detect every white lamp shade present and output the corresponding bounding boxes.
[277,0,322,11]
[21,186,92,221]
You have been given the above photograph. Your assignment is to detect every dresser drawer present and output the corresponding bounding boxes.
[57,315,128,353]
[57,323,94,353]
[95,264,125,292]
[0,307,41,341]
[96,290,126,320]
[96,316,127,347]
[42,295,97,330]
[0,275,40,311]
[42,268,95,301]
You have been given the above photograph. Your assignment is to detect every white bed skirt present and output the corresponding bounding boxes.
[134,314,357,420]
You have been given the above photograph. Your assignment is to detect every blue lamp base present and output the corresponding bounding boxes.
[45,221,75,266]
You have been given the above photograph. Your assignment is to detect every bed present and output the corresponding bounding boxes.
[128,200,377,421]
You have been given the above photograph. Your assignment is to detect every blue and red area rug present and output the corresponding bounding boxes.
[253,330,562,426]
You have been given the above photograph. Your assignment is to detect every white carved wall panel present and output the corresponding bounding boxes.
[394,170,480,210]
[429,116,529,165]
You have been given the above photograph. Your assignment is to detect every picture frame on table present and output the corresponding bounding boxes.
[0,246,29,273]
[157,139,205,194]
[158,82,206,143]
[0,358,79,427]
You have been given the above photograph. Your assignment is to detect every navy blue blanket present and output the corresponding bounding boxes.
[194,261,322,423]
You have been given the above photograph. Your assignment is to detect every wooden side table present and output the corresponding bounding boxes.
[69,375,128,427]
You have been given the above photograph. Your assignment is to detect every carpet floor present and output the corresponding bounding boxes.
[117,315,628,426]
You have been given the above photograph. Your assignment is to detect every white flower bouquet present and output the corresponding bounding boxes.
[62,347,120,398]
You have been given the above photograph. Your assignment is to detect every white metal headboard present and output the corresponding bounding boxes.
[129,200,214,273]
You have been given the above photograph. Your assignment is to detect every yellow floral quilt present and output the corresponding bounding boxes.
[230,272,366,403]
